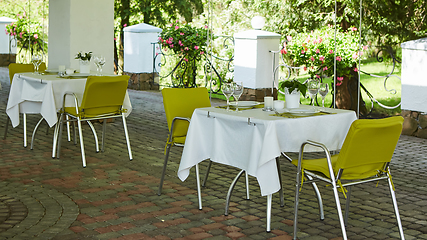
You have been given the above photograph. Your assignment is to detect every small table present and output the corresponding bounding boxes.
[6,72,132,128]
[178,105,357,231]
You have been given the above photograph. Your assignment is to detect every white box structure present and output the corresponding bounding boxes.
[234,29,281,89]
[401,37,427,112]
[124,23,162,73]
[0,17,17,54]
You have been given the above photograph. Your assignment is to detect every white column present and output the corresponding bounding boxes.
[48,0,114,74]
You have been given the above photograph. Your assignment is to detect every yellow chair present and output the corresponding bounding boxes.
[158,87,211,196]
[4,62,47,147]
[292,116,405,240]
[53,75,132,167]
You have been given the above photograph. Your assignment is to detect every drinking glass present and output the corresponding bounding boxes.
[32,53,42,74]
[307,79,320,108]
[222,82,234,111]
[318,82,329,108]
[232,81,243,111]
[96,55,106,75]
[93,55,100,75]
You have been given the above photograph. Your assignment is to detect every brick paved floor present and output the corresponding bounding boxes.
[0,66,426,239]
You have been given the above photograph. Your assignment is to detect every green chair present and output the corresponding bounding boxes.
[4,62,47,147]
[53,75,132,167]
[158,87,211,196]
[292,116,405,240]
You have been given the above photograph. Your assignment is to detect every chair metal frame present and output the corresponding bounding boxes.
[158,116,202,209]
[52,77,132,168]
[293,138,405,240]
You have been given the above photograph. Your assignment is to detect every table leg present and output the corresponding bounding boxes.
[225,169,245,215]
[23,113,27,147]
[266,194,272,232]
[196,164,202,210]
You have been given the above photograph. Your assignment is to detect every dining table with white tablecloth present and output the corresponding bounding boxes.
[177,104,357,231]
[6,72,132,128]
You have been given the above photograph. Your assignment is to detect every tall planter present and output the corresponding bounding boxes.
[335,71,367,115]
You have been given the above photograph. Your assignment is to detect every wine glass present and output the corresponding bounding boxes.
[222,82,234,111]
[93,55,100,75]
[232,81,244,111]
[32,53,42,74]
[96,56,106,75]
[319,82,329,108]
[307,79,320,108]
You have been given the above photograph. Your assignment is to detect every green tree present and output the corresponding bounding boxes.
[194,0,426,48]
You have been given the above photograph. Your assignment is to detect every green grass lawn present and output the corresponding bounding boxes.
[212,58,402,117]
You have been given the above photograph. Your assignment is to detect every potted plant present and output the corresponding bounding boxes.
[75,51,92,73]
[158,21,209,87]
[5,12,46,58]
[281,26,367,112]
[279,79,307,108]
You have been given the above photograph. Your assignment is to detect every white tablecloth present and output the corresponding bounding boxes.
[178,105,357,196]
[6,72,132,128]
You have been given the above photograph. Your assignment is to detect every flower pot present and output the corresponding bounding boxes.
[79,60,90,74]
[285,92,300,108]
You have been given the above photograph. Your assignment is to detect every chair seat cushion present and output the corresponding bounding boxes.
[173,136,186,145]
[64,106,122,119]
[292,155,339,178]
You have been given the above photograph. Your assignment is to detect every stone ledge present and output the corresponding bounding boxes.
[239,88,277,102]
[0,54,16,67]
[402,110,427,138]
[124,72,159,91]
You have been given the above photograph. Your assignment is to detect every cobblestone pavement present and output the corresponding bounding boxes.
[0,66,426,240]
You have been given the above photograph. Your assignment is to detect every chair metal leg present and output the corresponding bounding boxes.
[66,115,71,142]
[56,114,65,159]
[344,186,352,226]
[245,172,250,200]
[332,183,348,240]
[30,117,45,150]
[202,160,213,187]
[87,121,99,153]
[307,175,325,220]
[276,157,284,207]
[3,116,9,139]
[388,176,405,239]
[72,121,77,145]
[196,163,202,210]
[101,118,107,152]
[158,144,172,196]
[293,165,302,240]
[122,114,132,160]
[76,118,86,167]
[52,113,62,158]
[23,113,27,147]
[225,169,245,215]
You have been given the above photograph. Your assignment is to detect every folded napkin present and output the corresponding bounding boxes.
[271,111,335,118]
[217,104,264,111]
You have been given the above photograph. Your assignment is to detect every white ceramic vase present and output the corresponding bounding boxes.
[285,92,300,108]
[79,60,90,74]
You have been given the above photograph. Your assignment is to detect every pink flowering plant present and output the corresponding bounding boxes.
[281,26,366,86]
[158,22,209,61]
[5,12,45,53]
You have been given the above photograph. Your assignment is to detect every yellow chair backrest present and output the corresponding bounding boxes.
[162,87,211,138]
[9,62,47,84]
[335,116,404,180]
[79,75,129,117]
